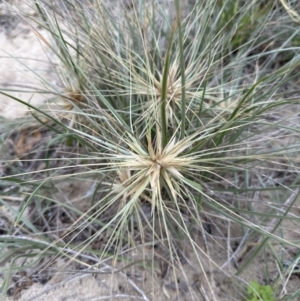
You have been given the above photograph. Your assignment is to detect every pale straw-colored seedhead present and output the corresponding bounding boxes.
[130,58,203,127]
[113,126,195,212]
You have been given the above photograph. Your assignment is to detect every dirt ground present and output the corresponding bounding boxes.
[1,1,300,301]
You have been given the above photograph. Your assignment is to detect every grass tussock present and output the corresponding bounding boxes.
[1,0,300,300]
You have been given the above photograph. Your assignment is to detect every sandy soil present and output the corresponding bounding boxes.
[1,1,300,301]
[0,1,59,119]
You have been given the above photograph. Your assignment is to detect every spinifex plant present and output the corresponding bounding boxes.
[1,0,300,299]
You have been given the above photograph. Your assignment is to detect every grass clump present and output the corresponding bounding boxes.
[0,0,300,300]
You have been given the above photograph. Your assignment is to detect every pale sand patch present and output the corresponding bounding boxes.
[0,2,59,119]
